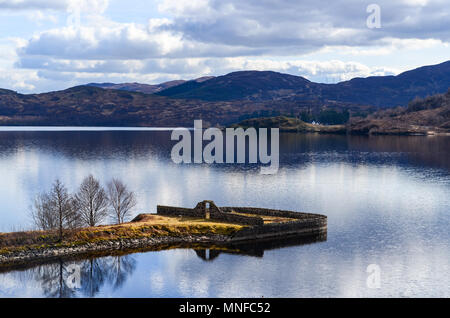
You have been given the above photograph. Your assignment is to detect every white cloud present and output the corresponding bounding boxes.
[0,67,38,91]
[0,0,108,12]
[158,0,211,17]
[14,0,450,64]
[20,23,186,60]
[2,0,449,92]
[0,0,66,10]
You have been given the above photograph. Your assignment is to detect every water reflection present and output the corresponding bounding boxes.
[0,233,327,297]
[0,131,449,168]
[34,260,77,298]
[0,130,449,297]
[16,255,137,298]
[0,131,448,231]
[80,256,136,297]
[195,232,327,260]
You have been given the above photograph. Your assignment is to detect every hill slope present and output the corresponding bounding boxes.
[87,76,215,94]
[327,61,450,107]
[348,89,450,135]
[157,61,450,107]
[87,81,186,94]
[0,86,366,127]
[0,86,228,126]
[158,71,315,101]
[1,62,449,128]
[0,85,313,127]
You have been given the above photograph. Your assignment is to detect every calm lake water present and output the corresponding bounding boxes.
[0,128,449,297]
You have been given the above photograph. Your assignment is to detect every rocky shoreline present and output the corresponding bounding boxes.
[1,203,328,270]
[0,234,229,268]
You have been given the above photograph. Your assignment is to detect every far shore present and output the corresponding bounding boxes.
[0,123,449,136]
[231,116,450,136]
[0,126,182,131]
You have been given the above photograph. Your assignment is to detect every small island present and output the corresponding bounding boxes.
[0,201,327,268]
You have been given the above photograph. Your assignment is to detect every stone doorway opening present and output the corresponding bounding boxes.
[205,202,211,219]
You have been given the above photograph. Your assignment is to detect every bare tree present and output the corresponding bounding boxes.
[32,179,78,240]
[32,193,58,231]
[74,175,108,227]
[107,179,137,224]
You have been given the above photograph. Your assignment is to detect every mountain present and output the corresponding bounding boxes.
[327,61,450,107]
[86,80,186,94]
[87,76,215,94]
[0,85,361,127]
[157,71,315,101]
[157,61,450,108]
[1,61,449,128]
[0,86,215,126]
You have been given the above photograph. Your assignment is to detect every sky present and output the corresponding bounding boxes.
[0,0,449,93]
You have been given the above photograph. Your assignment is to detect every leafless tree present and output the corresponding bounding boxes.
[32,193,58,231]
[107,179,137,224]
[32,179,79,240]
[74,175,108,227]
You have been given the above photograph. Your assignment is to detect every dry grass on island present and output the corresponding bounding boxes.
[0,211,303,256]
[230,211,296,224]
[0,215,244,256]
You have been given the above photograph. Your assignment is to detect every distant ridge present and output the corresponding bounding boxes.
[0,84,360,127]
[157,70,314,101]
[86,80,186,94]
[0,61,449,128]
[157,61,450,107]
[87,76,215,95]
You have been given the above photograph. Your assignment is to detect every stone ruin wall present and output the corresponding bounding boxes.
[157,201,327,241]
[221,207,326,220]
[230,216,327,240]
[157,201,264,226]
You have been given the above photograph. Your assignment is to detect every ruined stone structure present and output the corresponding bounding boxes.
[0,201,327,268]
[157,200,265,226]
[157,201,327,241]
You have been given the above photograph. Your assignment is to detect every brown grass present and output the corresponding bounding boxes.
[229,211,295,224]
[0,215,244,255]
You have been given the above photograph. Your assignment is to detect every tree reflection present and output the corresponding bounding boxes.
[31,255,136,298]
[108,255,136,290]
[80,258,109,297]
[34,260,78,298]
